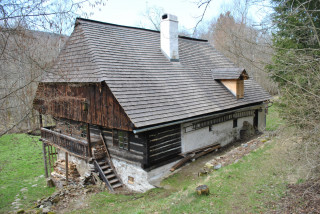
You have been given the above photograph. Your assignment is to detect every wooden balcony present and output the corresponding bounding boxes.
[41,127,90,159]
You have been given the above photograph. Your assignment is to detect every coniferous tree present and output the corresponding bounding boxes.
[269,0,320,137]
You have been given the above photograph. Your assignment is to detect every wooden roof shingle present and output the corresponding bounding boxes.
[43,18,271,128]
[211,67,248,79]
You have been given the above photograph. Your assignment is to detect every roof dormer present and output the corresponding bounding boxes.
[212,68,249,99]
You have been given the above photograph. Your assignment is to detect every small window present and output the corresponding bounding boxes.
[233,119,238,128]
[128,176,134,184]
[113,130,129,150]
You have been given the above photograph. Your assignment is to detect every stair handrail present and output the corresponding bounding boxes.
[99,133,123,186]
[93,160,114,192]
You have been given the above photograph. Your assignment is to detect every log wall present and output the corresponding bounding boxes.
[146,124,181,167]
[98,126,147,165]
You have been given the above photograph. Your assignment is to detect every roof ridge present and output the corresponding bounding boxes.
[76,17,207,42]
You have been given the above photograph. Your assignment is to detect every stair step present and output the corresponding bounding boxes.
[101,165,110,170]
[109,178,119,184]
[112,183,122,189]
[98,161,106,165]
[106,174,116,179]
[103,169,113,175]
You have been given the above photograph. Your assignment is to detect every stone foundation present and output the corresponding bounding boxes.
[112,158,180,192]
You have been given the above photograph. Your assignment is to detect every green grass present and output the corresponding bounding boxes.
[75,141,288,214]
[266,102,284,131]
[0,134,55,213]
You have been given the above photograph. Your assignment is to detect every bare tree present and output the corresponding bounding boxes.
[141,5,165,31]
[0,0,106,136]
[199,0,277,94]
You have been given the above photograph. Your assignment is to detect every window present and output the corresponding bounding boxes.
[233,119,238,128]
[113,130,129,150]
[118,131,129,150]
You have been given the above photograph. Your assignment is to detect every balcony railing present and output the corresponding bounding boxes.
[41,127,89,159]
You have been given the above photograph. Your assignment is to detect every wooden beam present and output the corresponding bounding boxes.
[39,114,43,128]
[65,152,68,184]
[87,123,92,157]
[193,145,221,160]
[42,142,49,178]
[170,153,195,172]
[170,144,221,172]
[40,114,49,179]
[47,145,51,174]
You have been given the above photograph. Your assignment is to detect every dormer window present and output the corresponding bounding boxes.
[212,68,249,99]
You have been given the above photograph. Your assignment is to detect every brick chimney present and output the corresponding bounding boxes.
[160,14,179,62]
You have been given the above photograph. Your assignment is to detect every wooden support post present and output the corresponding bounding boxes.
[86,123,92,157]
[39,114,43,128]
[42,142,49,178]
[40,114,49,178]
[47,146,51,174]
[65,152,68,184]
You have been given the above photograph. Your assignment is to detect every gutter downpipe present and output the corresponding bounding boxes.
[133,103,266,134]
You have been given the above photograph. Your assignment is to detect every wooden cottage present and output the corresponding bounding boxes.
[33,14,270,192]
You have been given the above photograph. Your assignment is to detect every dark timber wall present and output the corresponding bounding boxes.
[99,126,147,165]
[33,83,133,131]
[146,124,181,168]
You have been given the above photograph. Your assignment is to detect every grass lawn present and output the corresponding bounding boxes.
[0,134,55,213]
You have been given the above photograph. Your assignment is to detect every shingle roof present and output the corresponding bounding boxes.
[211,67,248,79]
[43,18,271,128]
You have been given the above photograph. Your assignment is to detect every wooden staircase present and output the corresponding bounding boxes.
[94,158,122,191]
[93,133,122,192]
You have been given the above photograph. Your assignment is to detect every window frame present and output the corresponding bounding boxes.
[113,129,129,151]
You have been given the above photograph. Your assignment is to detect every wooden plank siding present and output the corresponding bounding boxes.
[33,83,133,131]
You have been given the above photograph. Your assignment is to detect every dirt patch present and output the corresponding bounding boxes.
[167,133,270,182]
[206,135,270,169]
[270,179,320,213]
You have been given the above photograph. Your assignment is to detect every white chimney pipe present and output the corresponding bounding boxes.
[160,14,179,62]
